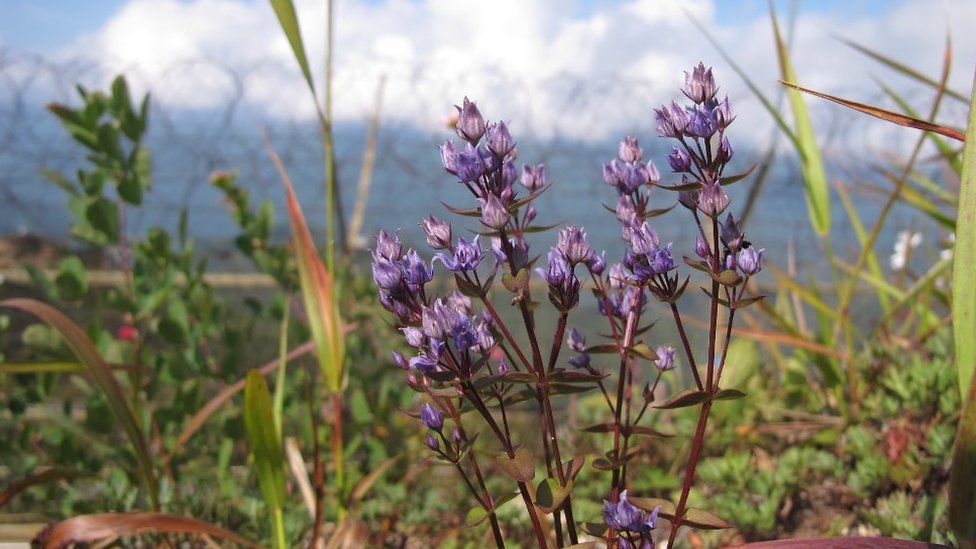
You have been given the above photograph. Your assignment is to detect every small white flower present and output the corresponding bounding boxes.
[890,230,922,270]
[940,233,955,261]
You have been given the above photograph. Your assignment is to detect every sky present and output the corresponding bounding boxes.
[0,0,972,145]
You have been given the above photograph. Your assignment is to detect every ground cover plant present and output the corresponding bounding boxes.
[1,1,975,547]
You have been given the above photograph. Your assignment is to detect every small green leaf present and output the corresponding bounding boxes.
[713,388,747,401]
[495,446,535,482]
[55,256,88,301]
[243,370,286,511]
[626,342,659,362]
[535,478,573,514]
[654,390,710,410]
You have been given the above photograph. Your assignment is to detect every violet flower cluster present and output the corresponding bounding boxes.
[371,62,764,549]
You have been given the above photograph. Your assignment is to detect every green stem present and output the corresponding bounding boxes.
[272,506,287,549]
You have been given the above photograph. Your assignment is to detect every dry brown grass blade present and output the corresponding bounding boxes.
[780,81,966,142]
[0,468,84,510]
[33,512,259,548]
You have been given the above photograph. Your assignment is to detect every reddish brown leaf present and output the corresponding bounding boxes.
[0,468,84,510]
[33,512,259,548]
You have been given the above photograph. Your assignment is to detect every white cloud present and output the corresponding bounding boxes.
[49,0,976,144]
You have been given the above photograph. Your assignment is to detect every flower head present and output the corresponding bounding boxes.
[682,62,718,104]
[737,247,764,275]
[654,346,676,372]
[375,230,403,261]
[436,236,484,272]
[420,403,443,431]
[455,97,486,143]
[521,164,548,192]
[421,215,452,249]
[697,182,729,217]
[480,194,511,229]
[485,121,515,156]
[557,226,595,265]
[618,136,643,163]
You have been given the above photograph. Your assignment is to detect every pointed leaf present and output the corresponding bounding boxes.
[654,389,709,410]
[244,370,286,510]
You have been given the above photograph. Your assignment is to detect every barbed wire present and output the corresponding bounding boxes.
[0,50,957,270]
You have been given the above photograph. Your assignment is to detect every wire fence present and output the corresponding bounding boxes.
[0,50,957,272]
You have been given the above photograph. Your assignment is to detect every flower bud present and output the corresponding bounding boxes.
[497,359,509,376]
[455,97,486,143]
[737,247,764,275]
[587,252,606,275]
[439,141,459,174]
[392,351,409,370]
[424,433,440,451]
[715,136,734,164]
[451,427,463,443]
[618,136,643,163]
[714,96,735,128]
[421,403,443,431]
[480,194,511,229]
[682,62,718,104]
[521,164,548,192]
[402,327,425,348]
[695,234,711,260]
[667,147,692,173]
[721,213,744,251]
[654,346,676,372]
[486,121,515,156]
[557,226,595,265]
[421,215,452,249]
[697,182,729,217]
[375,230,403,261]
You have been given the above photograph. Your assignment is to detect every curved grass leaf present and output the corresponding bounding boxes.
[771,4,830,237]
[33,512,259,548]
[0,298,157,509]
[244,369,287,548]
[268,0,315,100]
[949,73,976,543]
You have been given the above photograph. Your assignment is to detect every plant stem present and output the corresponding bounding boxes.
[610,310,638,497]
[331,391,345,519]
[272,506,287,549]
[670,303,703,390]
[666,398,713,549]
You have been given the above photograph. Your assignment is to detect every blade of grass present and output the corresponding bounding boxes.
[268,0,316,104]
[838,36,969,104]
[0,298,157,509]
[244,370,288,549]
[779,81,965,142]
[951,74,976,398]
[879,80,963,174]
[273,298,291,435]
[834,179,888,313]
[771,1,830,237]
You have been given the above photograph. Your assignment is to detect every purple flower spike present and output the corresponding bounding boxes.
[421,215,452,249]
[737,247,765,275]
[436,236,484,272]
[682,62,718,104]
[654,346,676,372]
[618,136,643,163]
[480,194,511,229]
[521,164,548,192]
[455,97,486,143]
[557,226,595,265]
[697,182,729,217]
[420,403,443,431]
[486,121,515,156]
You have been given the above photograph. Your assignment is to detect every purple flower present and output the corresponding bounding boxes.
[618,136,643,163]
[524,203,537,225]
[497,359,509,375]
[537,248,572,287]
[721,213,744,250]
[451,427,463,443]
[521,164,548,192]
[375,230,403,261]
[647,244,676,274]
[587,252,606,275]
[630,222,660,255]
[455,144,487,182]
[655,346,676,372]
[436,236,484,272]
[654,101,690,138]
[697,182,729,217]
[603,490,660,534]
[471,321,495,353]
[737,247,764,275]
[371,256,401,289]
[716,136,734,164]
[409,349,439,373]
[569,352,591,369]
[557,226,595,265]
[401,249,433,288]
[424,433,440,451]
[666,147,692,173]
[501,161,518,188]
[455,97,486,143]
[682,62,718,104]
[714,96,735,128]
[421,215,452,249]
[402,327,425,348]
[567,328,587,353]
[439,141,459,175]
[446,291,472,315]
[646,160,661,184]
[480,194,511,229]
[695,234,711,260]
[421,403,443,431]
[686,105,718,138]
[485,121,515,156]
[392,351,409,370]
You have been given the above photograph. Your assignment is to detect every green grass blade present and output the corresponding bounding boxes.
[834,180,888,313]
[839,37,969,104]
[244,369,288,548]
[952,76,976,398]
[0,298,158,509]
[268,0,316,99]
[273,299,290,435]
[771,3,830,237]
